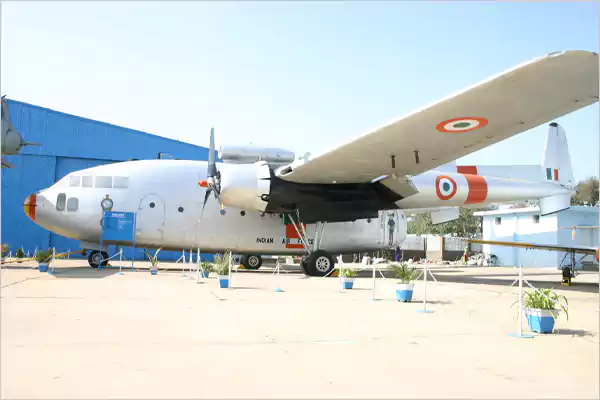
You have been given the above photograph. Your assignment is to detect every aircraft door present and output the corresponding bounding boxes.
[380,210,404,247]
[136,194,166,244]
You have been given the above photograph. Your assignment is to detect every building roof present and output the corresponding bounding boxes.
[4,98,211,162]
[473,205,599,217]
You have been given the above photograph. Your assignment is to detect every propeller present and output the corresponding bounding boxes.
[198,126,225,217]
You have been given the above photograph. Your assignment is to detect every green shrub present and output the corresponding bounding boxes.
[1,244,9,258]
[35,249,53,264]
[341,267,356,278]
[521,288,569,320]
[201,261,214,272]
[390,262,420,284]
[213,251,232,275]
[16,248,25,258]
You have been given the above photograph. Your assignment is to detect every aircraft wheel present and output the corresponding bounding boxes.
[241,255,262,270]
[299,256,308,275]
[88,250,109,268]
[305,250,335,277]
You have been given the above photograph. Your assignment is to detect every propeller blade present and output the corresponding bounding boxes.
[200,188,211,218]
[23,142,42,147]
[207,126,217,178]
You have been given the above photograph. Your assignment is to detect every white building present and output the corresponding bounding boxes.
[473,206,599,268]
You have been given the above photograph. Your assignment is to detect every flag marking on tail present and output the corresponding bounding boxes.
[546,167,559,181]
[456,166,488,204]
[436,117,488,133]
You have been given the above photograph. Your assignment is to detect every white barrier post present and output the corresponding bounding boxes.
[49,247,56,275]
[118,248,124,275]
[196,248,201,284]
[228,251,233,289]
[509,264,534,339]
[417,264,434,313]
[274,258,284,293]
[371,260,376,300]
[338,254,344,293]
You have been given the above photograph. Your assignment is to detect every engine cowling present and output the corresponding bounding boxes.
[218,161,272,212]
[218,145,295,165]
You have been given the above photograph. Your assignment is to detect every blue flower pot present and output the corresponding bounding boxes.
[201,270,210,278]
[38,263,49,273]
[150,269,158,276]
[395,283,414,302]
[343,278,355,289]
[218,276,229,288]
[525,308,559,334]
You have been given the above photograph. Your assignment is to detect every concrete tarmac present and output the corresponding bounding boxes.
[1,260,598,399]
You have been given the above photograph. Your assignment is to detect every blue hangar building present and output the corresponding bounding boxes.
[1,98,211,261]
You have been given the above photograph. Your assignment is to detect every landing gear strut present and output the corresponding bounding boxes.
[88,250,109,268]
[286,212,335,277]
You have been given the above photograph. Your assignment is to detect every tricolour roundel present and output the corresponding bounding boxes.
[436,117,488,133]
[435,175,457,200]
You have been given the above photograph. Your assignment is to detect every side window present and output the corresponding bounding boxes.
[82,176,93,188]
[67,197,79,212]
[69,175,81,187]
[113,177,129,189]
[95,176,112,188]
[56,193,66,211]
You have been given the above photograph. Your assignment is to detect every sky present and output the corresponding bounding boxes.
[1,0,598,182]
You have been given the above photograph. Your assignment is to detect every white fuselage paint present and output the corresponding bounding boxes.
[31,160,407,254]
[29,159,570,255]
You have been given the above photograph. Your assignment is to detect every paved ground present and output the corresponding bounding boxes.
[1,260,598,399]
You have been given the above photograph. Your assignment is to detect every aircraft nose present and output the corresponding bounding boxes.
[23,193,37,221]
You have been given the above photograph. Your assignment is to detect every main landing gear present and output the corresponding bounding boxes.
[88,250,109,268]
[240,255,263,270]
[286,213,336,277]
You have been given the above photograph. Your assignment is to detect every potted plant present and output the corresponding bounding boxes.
[390,262,420,302]
[213,251,231,288]
[200,261,213,278]
[341,267,357,289]
[521,288,569,334]
[145,248,161,275]
[35,249,53,272]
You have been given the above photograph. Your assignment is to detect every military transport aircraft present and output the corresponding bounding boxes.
[22,50,599,276]
[1,96,42,168]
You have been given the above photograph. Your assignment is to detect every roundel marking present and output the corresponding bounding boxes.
[435,175,457,200]
[436,117,488,133]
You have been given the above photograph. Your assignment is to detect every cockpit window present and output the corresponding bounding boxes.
[95,176,112,188]
[56,193,66,211]
[67,197,79,211]
[69,175,81,187]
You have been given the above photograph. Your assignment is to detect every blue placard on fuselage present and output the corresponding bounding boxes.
[102,211,136,242]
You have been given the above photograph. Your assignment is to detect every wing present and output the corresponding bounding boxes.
[276,50,599,184]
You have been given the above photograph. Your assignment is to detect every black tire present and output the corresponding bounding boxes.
[88,250,109,268]
[241,255,262,270]
[299,257,308,275]
[305,250,335,277]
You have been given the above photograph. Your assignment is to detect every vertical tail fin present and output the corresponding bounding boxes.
[541,122,575,187]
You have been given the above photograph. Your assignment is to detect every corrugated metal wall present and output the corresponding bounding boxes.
[1,98,211,261]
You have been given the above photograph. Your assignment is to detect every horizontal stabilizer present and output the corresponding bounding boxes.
[431,207,460,225]
[539,193,571,216]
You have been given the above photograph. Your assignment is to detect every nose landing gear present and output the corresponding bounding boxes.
[88,250,109,268]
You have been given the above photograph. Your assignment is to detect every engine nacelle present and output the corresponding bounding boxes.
[218,145,295,165]
[218,161,272,212]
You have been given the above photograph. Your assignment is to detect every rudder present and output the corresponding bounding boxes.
[541,122,575,187]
